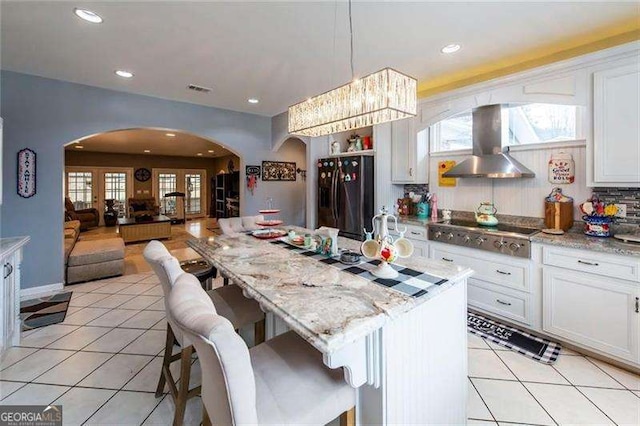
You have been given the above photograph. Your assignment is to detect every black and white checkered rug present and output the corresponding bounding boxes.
[271,240,447,298]
[468,312,562,364]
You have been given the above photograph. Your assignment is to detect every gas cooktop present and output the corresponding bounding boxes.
[443,220,540,236]
[428,220,540,258]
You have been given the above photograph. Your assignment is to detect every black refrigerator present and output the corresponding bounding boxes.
[317,155,374,241]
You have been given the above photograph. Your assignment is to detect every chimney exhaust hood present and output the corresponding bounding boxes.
[442,104,535,179]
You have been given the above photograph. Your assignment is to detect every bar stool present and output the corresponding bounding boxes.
[143,241,265,426]
[168,272,356,426]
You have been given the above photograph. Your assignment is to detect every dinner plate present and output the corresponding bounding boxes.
[258,209,281,215]
[252,229,287,239]
[278,236,311,250]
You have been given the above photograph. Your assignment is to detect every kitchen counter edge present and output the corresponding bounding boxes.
[0,236,30,259]
[530,232,640,257]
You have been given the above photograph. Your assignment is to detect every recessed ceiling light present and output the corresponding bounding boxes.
[74,8,103,24]
[75,145,84,149]
[165,133,176,137]
[144,149,151,153]
[248,98,259,104]
[208,150,215,153]
[441,44,461,54]
[196,153,203,156]
[115,70,134,79]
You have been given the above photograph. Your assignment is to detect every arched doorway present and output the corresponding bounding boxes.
[62,128,242,276]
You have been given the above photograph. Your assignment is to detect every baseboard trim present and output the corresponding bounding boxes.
[20,283,64,300]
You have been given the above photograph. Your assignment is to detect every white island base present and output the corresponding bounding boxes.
[267,280,468,425]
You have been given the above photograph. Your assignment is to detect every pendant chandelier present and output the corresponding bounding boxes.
[288,1,417,137]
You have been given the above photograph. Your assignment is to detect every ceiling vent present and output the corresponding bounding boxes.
[187,84,212,93]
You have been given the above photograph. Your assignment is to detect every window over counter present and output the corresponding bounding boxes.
[430,103,584,153]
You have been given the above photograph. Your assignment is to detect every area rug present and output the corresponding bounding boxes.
[468,311,561,364]
[20,292,72,331]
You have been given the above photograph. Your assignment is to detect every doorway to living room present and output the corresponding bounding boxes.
[62,128,242,279]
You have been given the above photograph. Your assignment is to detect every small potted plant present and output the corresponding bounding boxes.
[580,196,618,237]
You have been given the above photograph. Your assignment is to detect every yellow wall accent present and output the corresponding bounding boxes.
[417,17,640,99]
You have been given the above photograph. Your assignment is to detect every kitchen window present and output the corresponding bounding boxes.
[430,103,583,153]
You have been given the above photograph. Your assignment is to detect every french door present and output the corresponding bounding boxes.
[65,167,133,225]
[152,168,207,219]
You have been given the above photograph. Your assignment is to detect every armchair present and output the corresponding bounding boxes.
[128,197,160,218]
[64,197,99,231]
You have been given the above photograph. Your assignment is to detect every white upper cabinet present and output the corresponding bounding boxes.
[591,59,640,186]
[391,118,428,183]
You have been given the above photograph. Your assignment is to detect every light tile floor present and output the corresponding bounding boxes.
[2,273,639,425]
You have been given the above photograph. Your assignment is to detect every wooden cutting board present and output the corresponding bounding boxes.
[544,201,574,231]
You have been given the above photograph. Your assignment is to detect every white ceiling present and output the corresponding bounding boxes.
[66,128,236,158]
[2,1,638,116]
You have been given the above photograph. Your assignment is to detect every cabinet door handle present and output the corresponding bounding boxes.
[636,297,639,314]
[496,299,512,306]
[4,263,13,279]
[578,260,599,266]
[409,168,413,177]
[496,270,512,275]
[441,257,453,262]
[410,231,422,236]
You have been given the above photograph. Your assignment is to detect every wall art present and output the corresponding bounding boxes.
[438,160,457,187]
[246,165,261,194]
[548,152,575,184]
[17,148,37,198]
[262,161,296,181]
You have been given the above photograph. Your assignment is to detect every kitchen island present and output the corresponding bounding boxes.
[188,231,473,425]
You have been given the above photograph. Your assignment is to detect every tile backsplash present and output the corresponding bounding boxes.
[403,184,429,197]
[592,188,640,225]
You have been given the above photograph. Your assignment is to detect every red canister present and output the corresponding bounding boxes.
[362,136,372,150]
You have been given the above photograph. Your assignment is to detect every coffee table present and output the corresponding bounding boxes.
[117,215,172,243]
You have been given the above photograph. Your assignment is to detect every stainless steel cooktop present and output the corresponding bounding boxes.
[428,220,540,258]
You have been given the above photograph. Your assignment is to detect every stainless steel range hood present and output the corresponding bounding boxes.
[442,104,535,178]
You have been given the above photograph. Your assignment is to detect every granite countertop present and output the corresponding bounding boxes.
[188,230,472,354]
[395,216,438,227]
[0,236,30,259]
[531,231,640,257]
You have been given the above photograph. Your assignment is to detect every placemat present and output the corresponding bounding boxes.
[272,240,447,298]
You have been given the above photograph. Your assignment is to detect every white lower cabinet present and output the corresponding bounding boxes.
[388,223,429,259]
[429,241,536,327]
[411,240,429,258]
[468,279,532,325]
[543,266,640,365]
[1,238,28,355]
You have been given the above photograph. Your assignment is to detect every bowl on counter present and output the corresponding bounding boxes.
[340,250,361,265]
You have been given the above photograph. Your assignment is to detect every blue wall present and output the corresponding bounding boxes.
[0,71,301,289]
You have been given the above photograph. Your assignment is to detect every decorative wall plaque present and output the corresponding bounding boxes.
[438,160,457,187]
[246,165,261,195]
[17,148,37,198]
[548,152,575,184]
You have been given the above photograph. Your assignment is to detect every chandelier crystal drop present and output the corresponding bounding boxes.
[288,68,417,137]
